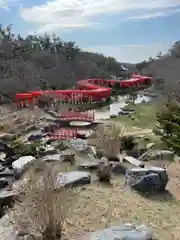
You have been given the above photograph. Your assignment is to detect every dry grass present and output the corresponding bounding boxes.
[0,108,42,133]
[2,155,180,240]
[92,123,125,159]
[64,176,180,240]
[8,165,78,240]
[32,156,180,240]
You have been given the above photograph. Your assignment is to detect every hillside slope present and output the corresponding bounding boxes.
[0,25,135,102]
[137,41,180,95]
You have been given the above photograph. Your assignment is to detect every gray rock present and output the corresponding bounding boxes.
[56,171,91,187]
[0,178,9,188]
[0,189,17,200]
[41,154,61,162]
[0,190,17,217]
[110,162,127,174]
[146,143,155,149]
[97,162,111,183]
[126,149,147,159]
[0,168,14,177]
[124,167,168,193]
[78,161,100,171]
[147,150,174,161]
[79,223,153,240]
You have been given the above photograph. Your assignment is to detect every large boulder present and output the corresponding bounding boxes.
[56,171,91,188]
[146,150,174,161]
[79,223,153,240]
[12,156,35,174]
[126,148,147,159]
[78,161,100,171]
[110,162,127,174]
[124,166,168,193]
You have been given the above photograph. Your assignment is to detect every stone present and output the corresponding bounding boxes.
[126,149,147,159]
[56,171,91,188]
[146,143,155,149]
[69,139,88,152]
[97,161,111,183]
[27,134,43,141]
[0,141,15,158]
[78,161,99,171]
[0,168,14,177]
[110,162,127,174]
[0,178,9,188]
[79,223,153,240]
[124,167,168,193]
[0,190,18,217]
[0,152,6,161]
[2,156,18,167]
[41,154,61,162]
[0,164,5,172]
[147,150,174,161]
[12,156,35,172]
[59,150,75,164]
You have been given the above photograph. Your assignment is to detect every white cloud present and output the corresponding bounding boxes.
[128,8,180,20]
[20,0,180,33]
[84,42,173,63]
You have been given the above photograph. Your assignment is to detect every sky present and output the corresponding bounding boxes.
[0,0,180,63]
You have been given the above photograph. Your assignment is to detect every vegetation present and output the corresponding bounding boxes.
[136,41,180,96]
[155,100,180,155]
[0,25,135,103]
[113,103,156,129]
[11,140,43,156]
[120,135,136,151]
[93,123,125,160]
[9,165,77,240]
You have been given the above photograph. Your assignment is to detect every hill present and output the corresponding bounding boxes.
[136,41,180,95]
[0,25,135,103]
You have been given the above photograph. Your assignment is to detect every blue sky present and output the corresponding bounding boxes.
[1,0,180,63]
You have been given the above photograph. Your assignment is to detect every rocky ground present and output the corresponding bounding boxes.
[0,105,180,240]
[65,176,180,240]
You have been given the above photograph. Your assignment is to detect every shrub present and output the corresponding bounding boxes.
[9,165,77,240]
[121,136,136,151]
[55,141,68,151]
[93,123,125,159]
[97,160,111,183]
[11,140,42,156]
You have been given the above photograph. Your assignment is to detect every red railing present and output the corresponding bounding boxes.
[49,129,78,140]
[59,109,95,122]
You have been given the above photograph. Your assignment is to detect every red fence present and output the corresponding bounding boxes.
[59,109,95,122]
[49,129,78,140]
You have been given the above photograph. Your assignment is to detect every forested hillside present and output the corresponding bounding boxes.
[0,25,135,102]
[136,41,180,95]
